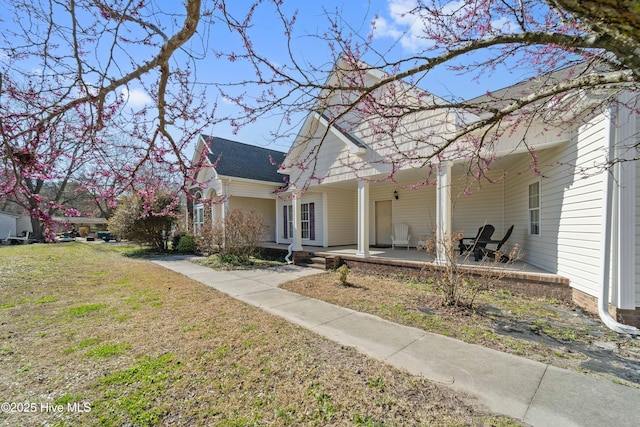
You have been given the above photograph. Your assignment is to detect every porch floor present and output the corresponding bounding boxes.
[260,243,558,278]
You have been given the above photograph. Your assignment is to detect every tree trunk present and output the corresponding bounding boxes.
[29,215,44,241]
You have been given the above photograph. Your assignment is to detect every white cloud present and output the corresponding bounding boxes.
[491,16,514,33]
[121,87,152,107]
[372,0,495,52]
[371,0,434,52]
[371,16,402,40]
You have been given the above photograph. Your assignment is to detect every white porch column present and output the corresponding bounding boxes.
[291,189,303,251]
[435,161,452,265]
[223,180,230,219]
[356,179,370,258]
[275,198,281,244]
[185,197,190,231]
[613,92,636,309]
[221,180,231,248]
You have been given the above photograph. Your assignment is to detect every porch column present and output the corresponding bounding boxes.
[222,180,230,248]
[291,189,303,251]
[435,161,452,265]
[356,179,370,258]
[613,92,636,309]
[275,199,281,244]
[185,197,189,231]
[223,180,230,219]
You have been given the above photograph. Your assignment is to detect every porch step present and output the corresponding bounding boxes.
[293,252,341,270]
[303,256,327,270]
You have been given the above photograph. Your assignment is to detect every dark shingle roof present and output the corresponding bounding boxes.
[202,135,287,184]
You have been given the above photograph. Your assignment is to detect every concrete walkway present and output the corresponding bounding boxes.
[151,257,640,427]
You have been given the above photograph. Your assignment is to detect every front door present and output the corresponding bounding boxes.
[375,200,392,247]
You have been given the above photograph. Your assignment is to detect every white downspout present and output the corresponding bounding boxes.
[598,103,638,336]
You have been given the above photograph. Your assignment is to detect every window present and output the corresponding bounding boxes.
[283,203,315,240]
[284,205,293,239]
[193,191,204,234]
[528,181,540,235]
[301,203,309,239]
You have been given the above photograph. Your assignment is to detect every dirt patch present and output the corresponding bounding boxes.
[279,270,640,388]
[487,304,640,385]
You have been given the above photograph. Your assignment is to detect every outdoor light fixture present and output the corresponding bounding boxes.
[394,190,399,200]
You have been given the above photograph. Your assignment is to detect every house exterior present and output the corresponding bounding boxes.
[187,135,287,241]
[277,59,640,330]
[0,210,32,239]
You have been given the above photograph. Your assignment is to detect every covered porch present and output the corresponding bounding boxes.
[263,242,553,274]
[260,242,571,302]
[277,150,538,262]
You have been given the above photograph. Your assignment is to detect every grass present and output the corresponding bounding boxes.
[0,242,519,426]
[280,270,640,382]
[194,252,285,270]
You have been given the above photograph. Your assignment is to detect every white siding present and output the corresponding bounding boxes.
[326,189,356,246]
[504,114,608,298]
[451,171,506,239]
[635,114,640,307]
[228,179,279,199]
[287,107,452,189]
[16,215,31,233]
[369,183,436,246]
[0,213,18,238]
[277,193,325,247]
[492,121,571,155]
[228,197,277,242]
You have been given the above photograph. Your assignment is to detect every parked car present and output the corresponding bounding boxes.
[56,233,76,243]
[97,231,119,242]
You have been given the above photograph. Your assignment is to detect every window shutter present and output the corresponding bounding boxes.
[283,205,288,238]
[309,202,315,240]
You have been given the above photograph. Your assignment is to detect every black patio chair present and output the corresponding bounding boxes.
[458,224,495,254]
[474,225,514,262]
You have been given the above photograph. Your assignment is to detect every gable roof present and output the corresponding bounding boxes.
[283,57,451,170]
[201,135,287,184]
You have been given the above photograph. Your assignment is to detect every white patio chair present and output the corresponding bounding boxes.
[391,224,410,250]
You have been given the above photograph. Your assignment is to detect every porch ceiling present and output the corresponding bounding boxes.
[304,151,532,193]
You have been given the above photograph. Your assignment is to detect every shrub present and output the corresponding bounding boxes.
[197,209,266,260]
[337,264,350,286]
[420,230,520,309]
[176,234,196,253]
[196,218,219,255]
[108,191,179,252]
[171,232,184,252]
[78,226,90,237]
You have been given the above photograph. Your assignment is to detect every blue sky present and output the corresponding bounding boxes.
[202,0,531,154]
[0,0,532,156]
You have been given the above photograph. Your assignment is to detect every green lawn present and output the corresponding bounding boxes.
[0,243,518,426]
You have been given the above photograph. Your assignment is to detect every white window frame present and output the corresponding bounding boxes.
[284,203,313,240]
[286,205,293,239]
[193,191,204,234]
[528,181,540,236]
[301,203,310,239]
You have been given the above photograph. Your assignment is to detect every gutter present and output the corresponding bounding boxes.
[598,103,638,336]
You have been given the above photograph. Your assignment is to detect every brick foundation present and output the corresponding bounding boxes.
[339,255,572,303]
[572,288,640,328]
[285,248,640,329]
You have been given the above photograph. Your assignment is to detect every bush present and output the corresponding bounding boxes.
[337,264,350,286]
[420,230,520,308]
[78,226,90,237]
[171,232,185,252]
[176,234,196,253]
[197,209,266,260]
[108,191,179,252]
